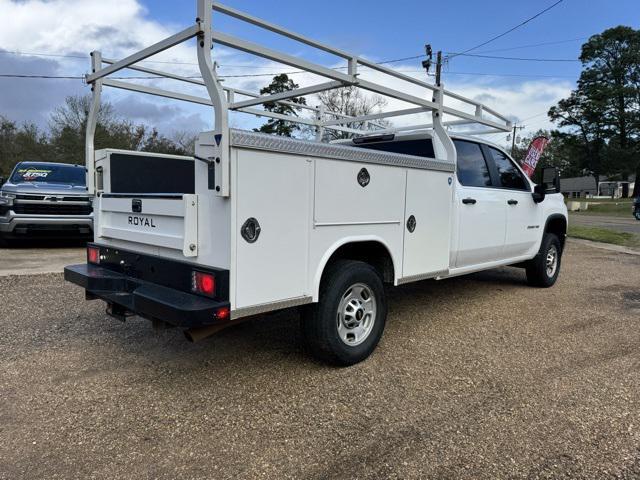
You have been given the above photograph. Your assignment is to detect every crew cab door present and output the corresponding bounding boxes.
[453,140,506,268]
[482,146,541,258]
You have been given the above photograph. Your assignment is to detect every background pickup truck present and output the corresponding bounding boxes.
[0,161,93,245]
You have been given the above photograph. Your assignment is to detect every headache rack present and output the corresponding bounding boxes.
[84,0,513,197]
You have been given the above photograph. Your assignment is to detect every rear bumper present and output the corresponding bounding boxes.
[64,263,230,328]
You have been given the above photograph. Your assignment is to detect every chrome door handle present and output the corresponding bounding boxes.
[507,199,518,205]
[462,198,477,205]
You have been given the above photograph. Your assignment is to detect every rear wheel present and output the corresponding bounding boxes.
[301,260,387,366]
[526,233,562,288]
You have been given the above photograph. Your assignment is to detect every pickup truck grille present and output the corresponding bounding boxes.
[13,204,92,216]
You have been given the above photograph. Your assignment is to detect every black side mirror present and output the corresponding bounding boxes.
[0,177,4,186]
[542,166,561,194]
[532,184,546,203]
[533,166,560,203]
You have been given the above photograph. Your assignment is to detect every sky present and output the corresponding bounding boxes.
[0,0,638,147]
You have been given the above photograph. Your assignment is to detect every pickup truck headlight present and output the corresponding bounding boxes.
[0,191,15,205]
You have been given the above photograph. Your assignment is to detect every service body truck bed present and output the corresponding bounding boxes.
[65,1,567,365]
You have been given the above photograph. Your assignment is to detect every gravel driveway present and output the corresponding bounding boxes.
[1,241,640,479]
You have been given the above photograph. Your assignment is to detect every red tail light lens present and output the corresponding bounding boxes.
[192,271,216,297]
[214,306,230,320]
[87,246,100,264]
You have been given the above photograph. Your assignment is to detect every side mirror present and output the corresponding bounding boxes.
[0,177,4,186]
[542,166,561,194]
[533,166,560,203]
[532,184,546,203]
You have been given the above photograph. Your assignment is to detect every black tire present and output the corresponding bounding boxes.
[0,234,9,248]
[526,233,562,288]
[301,260,387,366]
[634,209,640,221]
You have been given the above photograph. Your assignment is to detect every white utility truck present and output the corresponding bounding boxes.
[65,1,568,365]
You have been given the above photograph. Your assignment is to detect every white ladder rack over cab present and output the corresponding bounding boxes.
[83,0,512,199]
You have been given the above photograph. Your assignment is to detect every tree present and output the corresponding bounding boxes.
[0,95,197,177]
[254,74,306,137]
[549,26,640,195]
[0,117,50,176]
[48,95,192,162]
[316,86,389,141]
[548,90,608,185]
[512,129,586,178]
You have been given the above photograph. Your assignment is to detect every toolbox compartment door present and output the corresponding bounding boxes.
[401,169,452,278]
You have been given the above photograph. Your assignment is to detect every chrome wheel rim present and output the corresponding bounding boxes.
[546,245,558,278]
[337,283,377,346]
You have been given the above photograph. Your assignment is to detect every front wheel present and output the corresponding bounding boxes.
[526,233,562,288]
[634,209,640,221]
[301,260,387,366]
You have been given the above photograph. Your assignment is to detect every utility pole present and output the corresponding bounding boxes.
[510,124,525,156]
[421,45,442,85]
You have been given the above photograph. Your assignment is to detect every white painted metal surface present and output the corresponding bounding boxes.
[78,1,568,320]
[233,149,312,309]
[402,170,453,278]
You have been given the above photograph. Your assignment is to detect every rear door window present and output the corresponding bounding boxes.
[488,147,528,190]
[453,140,492,187]
[356,139,435,158]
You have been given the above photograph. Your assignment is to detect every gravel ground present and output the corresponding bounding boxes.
[1,241,640,479]
[0,245,84,276]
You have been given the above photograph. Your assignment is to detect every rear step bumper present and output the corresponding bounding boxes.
[65,264,230,328]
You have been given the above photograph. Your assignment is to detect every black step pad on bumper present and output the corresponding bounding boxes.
[65,264,229,328]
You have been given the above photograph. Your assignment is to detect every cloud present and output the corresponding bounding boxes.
[0,51,84,126]
[110,96,208,134]
[0,0,575,146]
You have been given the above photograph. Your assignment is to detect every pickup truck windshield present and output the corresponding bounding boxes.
[10,163,86,186]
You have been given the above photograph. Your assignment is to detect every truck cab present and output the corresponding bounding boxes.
[0,162,93,244]
[345,132,567,275]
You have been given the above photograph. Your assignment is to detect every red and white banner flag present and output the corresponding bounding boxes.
[521,136,550,178]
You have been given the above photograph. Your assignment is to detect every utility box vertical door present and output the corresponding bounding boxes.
[234,149,312,309]
[402,169,453,278]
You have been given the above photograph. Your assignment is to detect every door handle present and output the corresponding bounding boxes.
[507,199,518,205]
[462,198,477,205]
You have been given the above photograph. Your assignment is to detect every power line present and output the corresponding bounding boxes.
[444,53,579,62]
[472,37,588,55]
[0,50,86,60]
[0,74,83,79]
[446,0,565,60]
[0,68,578,81]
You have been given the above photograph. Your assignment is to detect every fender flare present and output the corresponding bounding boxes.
[311,236,398,301]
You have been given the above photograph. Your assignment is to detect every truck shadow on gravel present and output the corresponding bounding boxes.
[97,266,532,369]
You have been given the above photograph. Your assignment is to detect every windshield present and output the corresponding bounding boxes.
[9,163,86,186]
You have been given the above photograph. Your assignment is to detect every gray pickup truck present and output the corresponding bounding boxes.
[0,161,93,244]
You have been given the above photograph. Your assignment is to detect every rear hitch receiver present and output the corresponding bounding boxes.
[106,303,133,322]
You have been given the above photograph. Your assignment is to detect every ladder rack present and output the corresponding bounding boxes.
[84,0,513,197]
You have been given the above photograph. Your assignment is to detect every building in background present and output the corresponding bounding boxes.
[560,175,636,199]
[560,176,597,199]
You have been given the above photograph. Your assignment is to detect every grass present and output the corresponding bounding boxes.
[568,225,640,249]
[568,201,634,217]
